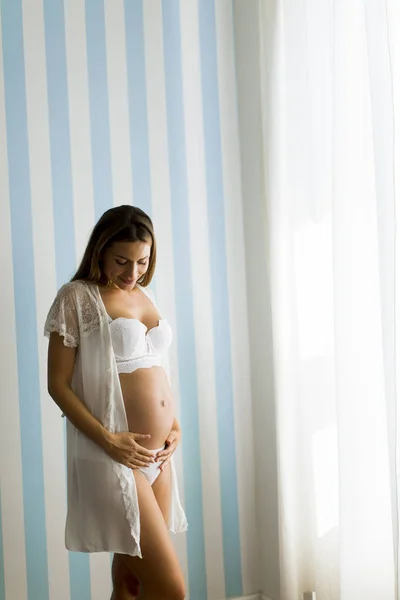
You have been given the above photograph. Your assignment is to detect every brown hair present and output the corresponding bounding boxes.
[71,205,156,287]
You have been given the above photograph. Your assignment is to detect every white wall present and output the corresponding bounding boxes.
[0,1,260,599]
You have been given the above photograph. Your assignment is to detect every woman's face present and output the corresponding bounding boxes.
[101,240,151,291]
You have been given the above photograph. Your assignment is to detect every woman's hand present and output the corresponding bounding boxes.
[104,432,156,469]
[155,427,182,471]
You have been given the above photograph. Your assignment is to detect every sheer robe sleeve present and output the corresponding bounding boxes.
[44,283,80,348]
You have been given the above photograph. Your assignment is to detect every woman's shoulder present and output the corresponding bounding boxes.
[57,279,95,299]
[137,283,157,304]
[51,280,101,316]
[45,280,102,345]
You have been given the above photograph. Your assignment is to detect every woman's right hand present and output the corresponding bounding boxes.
[103,432,156,469]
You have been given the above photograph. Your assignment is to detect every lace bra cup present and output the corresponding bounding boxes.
[108,316,172,363]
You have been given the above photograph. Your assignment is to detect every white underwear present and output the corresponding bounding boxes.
[137,445,166,486]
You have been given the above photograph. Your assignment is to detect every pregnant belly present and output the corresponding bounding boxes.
[118,366,175,450]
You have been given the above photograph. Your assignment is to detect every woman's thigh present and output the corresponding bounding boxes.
[120,469,185,597]
[151,462,172,523]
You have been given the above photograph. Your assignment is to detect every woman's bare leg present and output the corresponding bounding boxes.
[119,468,185,600]
[151,463,172,524]
[111,552,140,600]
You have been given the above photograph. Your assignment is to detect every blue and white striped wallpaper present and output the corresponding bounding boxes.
[0,1,259,599]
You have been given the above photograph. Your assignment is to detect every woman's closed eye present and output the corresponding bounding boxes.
[115,259,148,266]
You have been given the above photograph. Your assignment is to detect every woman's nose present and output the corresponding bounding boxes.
[125,264,139,278]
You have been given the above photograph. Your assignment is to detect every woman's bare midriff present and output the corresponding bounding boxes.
[119,366,175,451]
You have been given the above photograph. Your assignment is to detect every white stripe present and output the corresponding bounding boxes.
[142,0,189,591]
[104,0,133,208]
[89,554,112,600]
[64,0,95,266]
[0,11,28,600]
[21,1,71,599]
[215,0,260,594]
[180,1,226,598]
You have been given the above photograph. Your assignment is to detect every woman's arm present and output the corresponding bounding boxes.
[154,417,182,468]
[47,332,156,470]
[47,332,112,451]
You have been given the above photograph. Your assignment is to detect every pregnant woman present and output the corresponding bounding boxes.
[45,205,188,600]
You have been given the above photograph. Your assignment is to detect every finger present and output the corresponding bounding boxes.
[132,433,151,440]
[126,454,154,466]
[160,457,171,472]
[125,448,154,462]
[157,452,172,464]
[155,451,167,460]
[136,446,157,459]
[156,454,168,462]
[156,446,175,460]
[131,458,154,468]
[133,454,155,465]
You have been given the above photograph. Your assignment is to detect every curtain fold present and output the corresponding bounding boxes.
[259,0,400,598]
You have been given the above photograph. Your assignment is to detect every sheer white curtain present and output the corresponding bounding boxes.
[259,0,400,598]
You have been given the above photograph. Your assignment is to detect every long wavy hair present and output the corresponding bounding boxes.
[71,205,156,287]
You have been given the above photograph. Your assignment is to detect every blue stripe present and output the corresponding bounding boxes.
[124,0,152,214]
[198,0,243,595]
[85,0,113,220]
[42,2,91,599]
[68,554,91,600]
[1,2,49,598]
[0,487,5,600]
[43,0,76,287]
[162,4,207,599]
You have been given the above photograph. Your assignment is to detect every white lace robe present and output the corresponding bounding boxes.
[44,280,188,557]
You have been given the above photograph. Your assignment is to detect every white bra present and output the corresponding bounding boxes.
[108,315,173,374]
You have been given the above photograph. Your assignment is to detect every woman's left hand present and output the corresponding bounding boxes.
[155,428,181,471]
